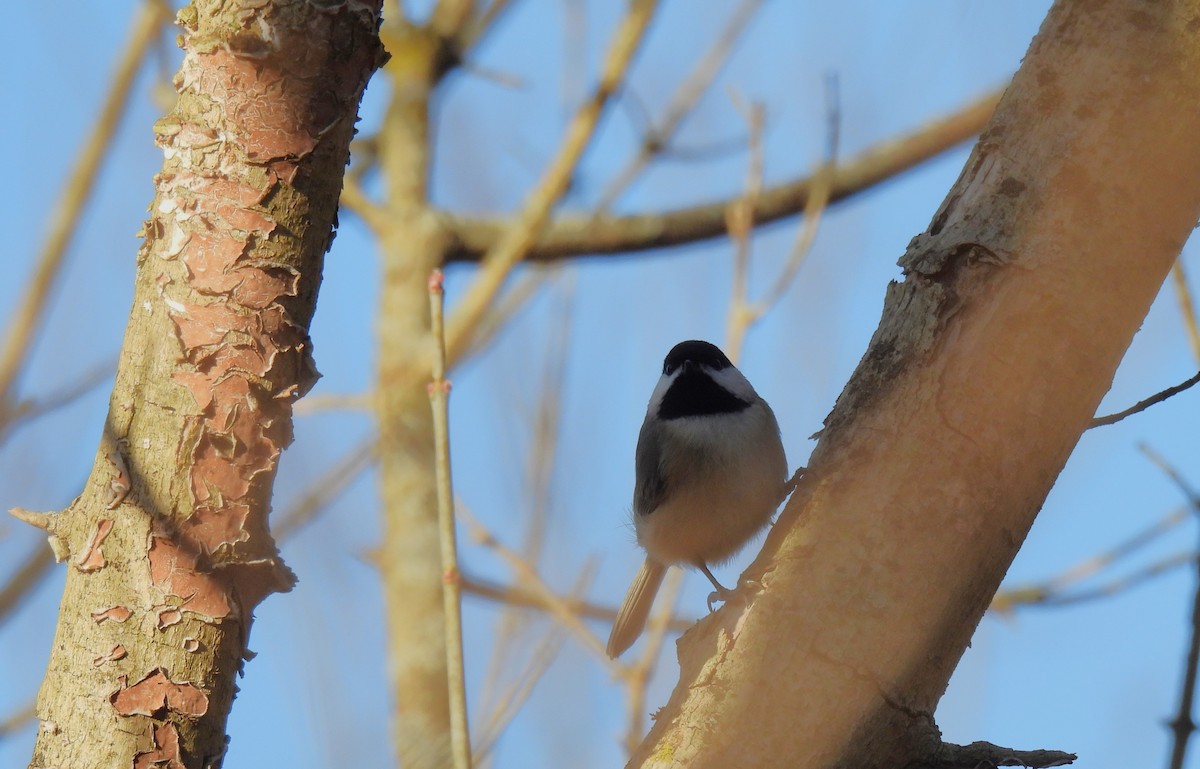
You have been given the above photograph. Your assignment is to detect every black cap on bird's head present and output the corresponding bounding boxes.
[655,340,752,420]
[662,340,733,376]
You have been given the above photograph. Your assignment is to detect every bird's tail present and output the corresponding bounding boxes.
[606,558,667,658]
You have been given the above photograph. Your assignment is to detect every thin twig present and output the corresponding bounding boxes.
[2,358,114,439]
[994,552,1193,611]
[1171,550,1200,769]
[273,438,377,541]
[442,87,1003,262]
[0,1,168,407]
[1171,259,1200,365]
[460,571,692,631]
[428,269,472,769]
[0,543,55,628]
[339,176,389,234]
[443,0,660,362]
[454,270,553,366]
[725,77,838,362]
[750,73,840,314]
[1088,370,1200,428]
[292,391,374,416]
[1139,447,1200,769]
[597,0,766,211]
[459,0,514,54]
[991,505,1189,612]
[0,700,36,741]
[474,563,596,767]
[458,504,621,673]
[429,0,476,40]
[724,96,765,364]
[476,304,572,753]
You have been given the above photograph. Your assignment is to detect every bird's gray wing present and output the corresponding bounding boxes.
[633,417,670,516]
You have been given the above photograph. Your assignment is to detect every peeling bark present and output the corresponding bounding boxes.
[632,0,1200,767]
[25,2,384,767]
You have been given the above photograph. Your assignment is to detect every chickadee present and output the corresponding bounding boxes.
[606,340,789,658]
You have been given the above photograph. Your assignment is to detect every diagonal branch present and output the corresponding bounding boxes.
[442,87,1001,262]
[443,0,660,362]
[0,1,168,407]
[597,0,766,211]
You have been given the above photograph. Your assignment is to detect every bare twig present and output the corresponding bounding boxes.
[724,96,766,364]
[460,571,693,631]
[2,359,114,439]
[1088,370,1200,428]
[429,0,476,40]
[0,700,36,741]
[454,270,554,366]
[459,504,620,672]
[474,563,596,767]
[991,504,1189,612]
[476,304,571,754]
[339,175,389,234]
[443,0,660,363]
[1139,447,1200,769]
[427,270,472,769]
[273,438,377,541]
[1170,549,1200,769]
[0,1,168,407]
[292,391,374,416]
[750,73,840,314]
[442,88,1002,262]
[725,77,838,362]
[597,0,766,210]
[1171,259,1200,364]
[994,553,1193,611]
[0,542,55,628]
[458,0,514,54]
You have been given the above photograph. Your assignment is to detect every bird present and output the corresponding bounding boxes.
[606,340,790,658]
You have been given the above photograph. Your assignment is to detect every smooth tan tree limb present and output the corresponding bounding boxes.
[16,2,385,766]
[374,11,469,767]
[629,1,1200,767]
[374,6,656,761]
[441,88,1001,263]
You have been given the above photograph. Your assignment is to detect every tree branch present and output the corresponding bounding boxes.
[443,0,660,362]
[442,88,1001,262]
[1088,370,1200,428]
[0,1,167,408]
[910,741,1076,769]
[628,0,1200,764]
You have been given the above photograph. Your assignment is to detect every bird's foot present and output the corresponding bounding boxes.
[707,586,737,613]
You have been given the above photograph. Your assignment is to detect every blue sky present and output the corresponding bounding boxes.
[3,2,1199,768]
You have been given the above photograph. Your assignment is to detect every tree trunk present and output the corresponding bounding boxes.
[374,21,458,769]
[631,0,1200,766]
[22,3,384,767]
